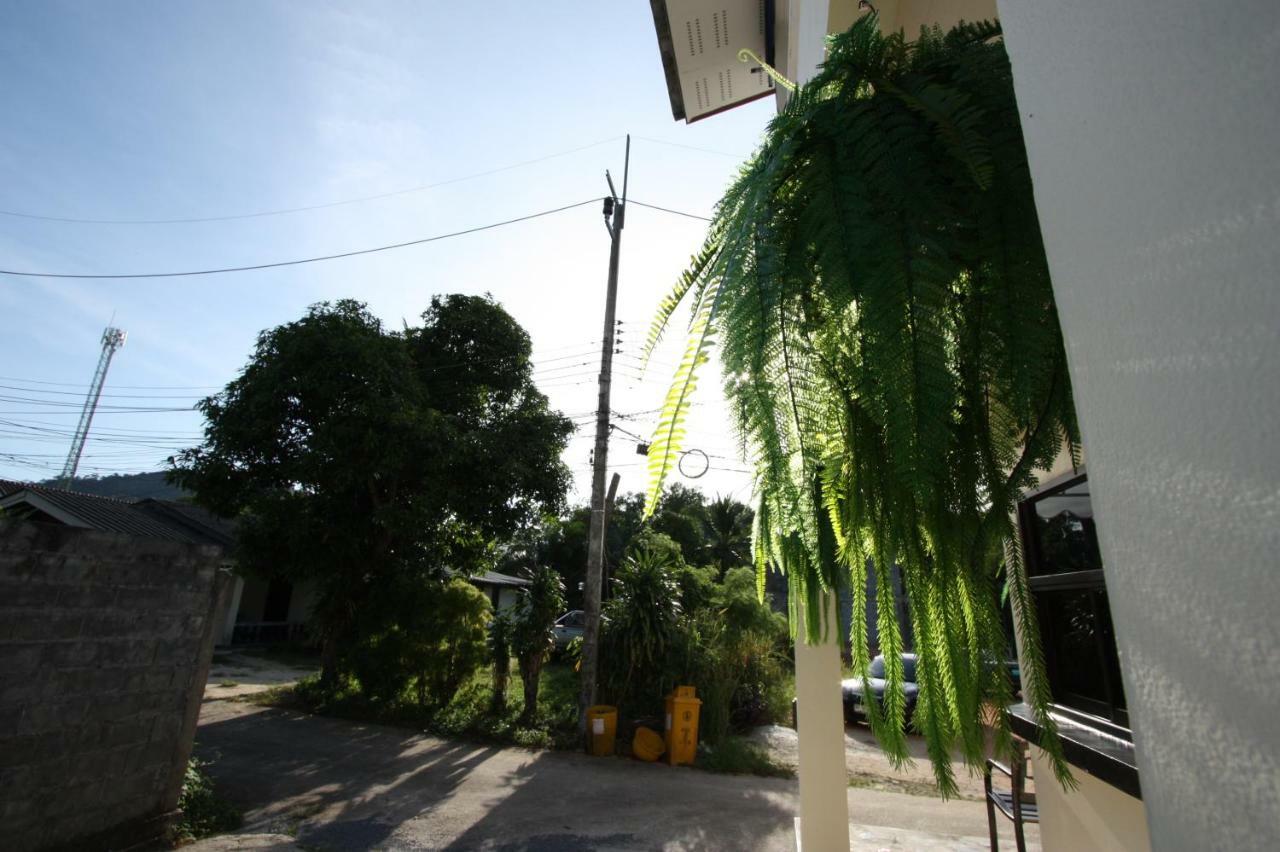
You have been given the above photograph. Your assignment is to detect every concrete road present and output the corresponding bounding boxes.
[190,700,1038,851]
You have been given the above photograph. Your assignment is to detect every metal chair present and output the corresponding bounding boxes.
[985,737,1039,852]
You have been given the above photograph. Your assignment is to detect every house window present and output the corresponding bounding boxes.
[1019,472,1129,734]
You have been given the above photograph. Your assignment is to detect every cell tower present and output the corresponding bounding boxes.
[59,326,127,489]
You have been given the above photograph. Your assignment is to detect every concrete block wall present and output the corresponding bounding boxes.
[0,520,227,851]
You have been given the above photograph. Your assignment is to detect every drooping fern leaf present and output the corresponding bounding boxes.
[645,14,1077,794]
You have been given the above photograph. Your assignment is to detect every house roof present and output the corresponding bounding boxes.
[445,567,531,589]
[0,478,233,547]
[648,0,777,123]
[472,570,531,588]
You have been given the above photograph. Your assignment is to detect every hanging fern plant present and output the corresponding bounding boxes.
[643,16,1077,794]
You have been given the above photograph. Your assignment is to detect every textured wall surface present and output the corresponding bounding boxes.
[0,521,226,851]
[998,2,1280,849]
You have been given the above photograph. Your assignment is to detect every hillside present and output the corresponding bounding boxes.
[41,471,189,501]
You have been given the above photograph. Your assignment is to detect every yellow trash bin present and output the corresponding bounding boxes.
[586,705,618,756]
[664,686,702,766]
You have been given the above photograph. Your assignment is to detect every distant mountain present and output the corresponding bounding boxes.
[41,471,188,501]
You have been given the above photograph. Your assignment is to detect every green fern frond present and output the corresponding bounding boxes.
[643,13,1077,795]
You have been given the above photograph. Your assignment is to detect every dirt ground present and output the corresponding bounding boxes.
[188,699,1038,851]
[747,724,990,801]
[204,648,319,701]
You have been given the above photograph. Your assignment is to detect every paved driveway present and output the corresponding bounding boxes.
[190,700,1037,851]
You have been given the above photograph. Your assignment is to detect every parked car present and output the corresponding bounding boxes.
[842,653,919,726]
[552,610,585,649]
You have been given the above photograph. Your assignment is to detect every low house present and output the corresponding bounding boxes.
[1,480,532,648]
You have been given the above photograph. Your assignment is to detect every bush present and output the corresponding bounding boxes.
[350,577,491,707]
[511,567,566,724]
[683,567,792,745]
[173,756,241,842]
[488,612,514,713]
[598,544,686,718]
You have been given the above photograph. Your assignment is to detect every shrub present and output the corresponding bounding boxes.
[511,567,566,725]
[174,756,241,842]
[488,612,513,713]
[350,577,491,707]
[598,544,685,718]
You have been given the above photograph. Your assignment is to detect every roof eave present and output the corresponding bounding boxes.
[649,0,688,121]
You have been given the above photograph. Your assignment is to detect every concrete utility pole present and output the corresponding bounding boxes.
[578,135,630,741]
[59,326,127,490]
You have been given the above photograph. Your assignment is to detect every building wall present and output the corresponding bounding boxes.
[0,521,227,852]
[997,1,1280,848]
[827,0,998,37]
[1031,748,1150,852]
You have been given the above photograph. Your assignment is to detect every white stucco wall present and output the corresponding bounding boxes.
[997,2,1280,848]
[1031,747,1150,852]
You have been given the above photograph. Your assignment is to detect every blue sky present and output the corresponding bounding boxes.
[0,1,775,502]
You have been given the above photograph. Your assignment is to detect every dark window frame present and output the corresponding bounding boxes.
[1018,468,1131,740]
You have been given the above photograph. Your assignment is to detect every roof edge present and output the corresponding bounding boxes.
[648,0,687,121]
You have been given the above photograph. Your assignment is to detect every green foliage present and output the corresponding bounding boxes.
[171,296,573,683]
[351,577,491,708]
[645,16,1076,793]
[598,544,686,717]
[488,611,513,712]
[174,756,242,842]
[702,494,755,573]
[511,566,566,724]
[268,663,582,752]
[684,567,792,744]
[600,547,791,741]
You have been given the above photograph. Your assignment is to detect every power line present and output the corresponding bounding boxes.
[0,137,624,225]
[0,198,603,280]
[628,200,714,222]
[633,136,747,159]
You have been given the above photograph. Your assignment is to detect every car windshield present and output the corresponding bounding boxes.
[557,611,584,628]
[868,654,917,682]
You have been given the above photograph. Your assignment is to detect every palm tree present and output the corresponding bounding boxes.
[702,495,753,575]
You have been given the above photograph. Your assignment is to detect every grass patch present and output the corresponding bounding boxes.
[847,771,977,800]
[217,681,239,688]
[696,736,795,779]
[172,755,241,844]
[251,663,582,751]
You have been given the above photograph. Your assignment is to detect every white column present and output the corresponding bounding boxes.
[794,593,850,851]
[997,2,1280,849]
[783,3,848,848]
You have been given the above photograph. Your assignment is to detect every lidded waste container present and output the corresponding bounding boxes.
[586,705,617,756]
[664,686,701,766]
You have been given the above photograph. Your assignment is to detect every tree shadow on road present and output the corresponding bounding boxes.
[196,704,798,851]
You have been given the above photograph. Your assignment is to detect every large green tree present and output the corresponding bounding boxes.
[171,297,572,682]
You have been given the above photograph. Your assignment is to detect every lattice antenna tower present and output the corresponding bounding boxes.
[59,326,127,489]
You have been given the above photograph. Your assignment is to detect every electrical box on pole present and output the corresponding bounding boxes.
[59,326,126,490]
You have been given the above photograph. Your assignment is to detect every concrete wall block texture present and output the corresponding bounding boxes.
[0,520,225,852]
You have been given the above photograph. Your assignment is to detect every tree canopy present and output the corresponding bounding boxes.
[172,296,573,680]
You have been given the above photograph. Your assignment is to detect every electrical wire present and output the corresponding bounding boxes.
[0,198,603,279]
[0,137,625,225]
[633,136,748,159]
[628,200,714,222]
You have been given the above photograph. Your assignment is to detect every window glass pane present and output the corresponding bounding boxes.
[1029,480,1103,575]
[1035,587,1127,720]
